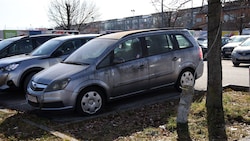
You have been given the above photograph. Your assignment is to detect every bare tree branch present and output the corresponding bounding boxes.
[48,0,100,30]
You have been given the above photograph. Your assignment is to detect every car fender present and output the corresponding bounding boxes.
[71,79,111,102]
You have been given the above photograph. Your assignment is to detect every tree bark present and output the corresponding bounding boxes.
[177,85,193,141]
[207,0,227,140]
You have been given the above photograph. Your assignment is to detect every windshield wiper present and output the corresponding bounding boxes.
[63,61,89,65]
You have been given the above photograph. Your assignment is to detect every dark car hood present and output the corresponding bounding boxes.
[0,54,45,66]
[33,63,88,84]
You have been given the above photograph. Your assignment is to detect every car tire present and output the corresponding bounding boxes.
[233,61,240,67]
[175,69,195,92]
[23,72,37,93]
[76,87,105,115]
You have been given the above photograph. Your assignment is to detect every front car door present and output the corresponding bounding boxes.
[48,39,83,66]
[109,37,149,98]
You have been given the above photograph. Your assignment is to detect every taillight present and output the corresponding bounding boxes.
[199,47,203,60]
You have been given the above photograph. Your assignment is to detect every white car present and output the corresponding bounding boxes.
[221,35,250,58]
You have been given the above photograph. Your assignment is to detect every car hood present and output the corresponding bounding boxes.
[0,54,44,67]
[33,63,88,84]
[222,42,241,48]
[233,46,250,52]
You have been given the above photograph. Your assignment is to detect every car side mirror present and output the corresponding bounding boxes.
[113,57,125,64]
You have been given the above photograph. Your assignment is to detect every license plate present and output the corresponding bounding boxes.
[27,94,37,103]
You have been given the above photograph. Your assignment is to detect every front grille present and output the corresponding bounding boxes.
[30,81,47,91]
[238,52,250,56]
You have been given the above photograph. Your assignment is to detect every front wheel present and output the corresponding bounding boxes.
[23,72,37,93]
[76,88,105,116]
[175,69,195,92]
[232,61,240,67]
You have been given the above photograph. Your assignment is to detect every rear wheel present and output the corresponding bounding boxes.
[76,87,105,116]
[175,69,195,92]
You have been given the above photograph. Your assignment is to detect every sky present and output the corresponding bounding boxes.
[0,0,206,30]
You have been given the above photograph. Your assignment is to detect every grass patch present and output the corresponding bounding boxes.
[0,88,249,140]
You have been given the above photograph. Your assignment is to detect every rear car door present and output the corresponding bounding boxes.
[146,33,176,89]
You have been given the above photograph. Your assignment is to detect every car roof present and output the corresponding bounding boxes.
[50,34,100,41]
[98,28,187,40]
[29,34,64,38]
[3,35,27,41]
[2,34,63,41]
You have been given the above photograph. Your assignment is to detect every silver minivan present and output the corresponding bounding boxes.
[27,29,204,115]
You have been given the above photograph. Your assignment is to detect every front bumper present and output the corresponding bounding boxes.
[26,86,75,111]
[0,71,17,90]
[222,47,234,57]
[231,52,250,64]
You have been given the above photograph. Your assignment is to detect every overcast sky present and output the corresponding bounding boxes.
[0,0,206,30]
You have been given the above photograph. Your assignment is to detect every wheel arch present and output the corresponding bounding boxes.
[19,67,44,88]
[74,82,110,107]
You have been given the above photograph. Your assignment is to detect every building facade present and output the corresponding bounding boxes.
[82,0,250,36]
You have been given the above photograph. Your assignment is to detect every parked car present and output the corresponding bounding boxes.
[231,38,250,66]
[0,34,64,59]
[221,35,250,58]
[221,36,230,47]
[0,34,99,92]
[27,28,204,116]
[197,39,208,59]
[197,37,229,60]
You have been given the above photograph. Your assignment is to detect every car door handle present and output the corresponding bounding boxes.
[172,57,179,61]
[138,64,145,69]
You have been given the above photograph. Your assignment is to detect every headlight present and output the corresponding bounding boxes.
[4,63,19,71]
[45,78,70,92]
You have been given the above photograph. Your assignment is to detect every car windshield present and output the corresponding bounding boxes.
[230,36,249,43]
[240,38,250,47]
[64,38,115,64]
[30,40,61,56]
[0,37,22,50]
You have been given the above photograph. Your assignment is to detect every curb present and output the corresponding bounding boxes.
[223,84,249,92]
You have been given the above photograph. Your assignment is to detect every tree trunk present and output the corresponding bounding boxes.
[207,0,227,140]
[176,85,194,141]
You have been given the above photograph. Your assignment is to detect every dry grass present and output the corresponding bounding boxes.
[0,88,249,141]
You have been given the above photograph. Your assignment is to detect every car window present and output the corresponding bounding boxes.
[64,38,114,65]
[56,39,86,55]
[175,35,193,49]
[57,40,75,55]
[33,37,53,47]
[114,38,142,62]
[146,34,173,56]
[31,40,61,56]
[0,40,14,50]
[8,39,33,55]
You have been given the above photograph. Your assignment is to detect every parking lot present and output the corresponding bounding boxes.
[0,59,249,122]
